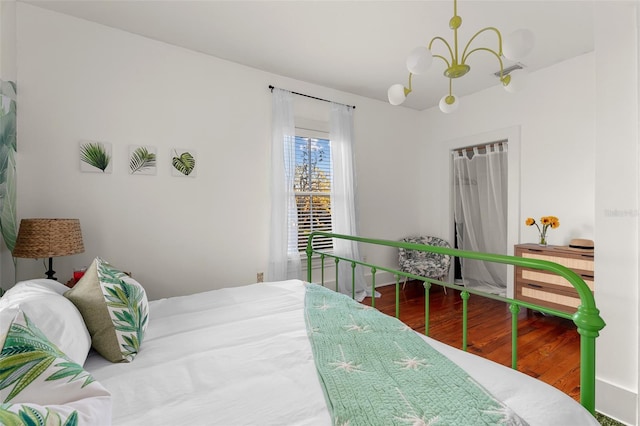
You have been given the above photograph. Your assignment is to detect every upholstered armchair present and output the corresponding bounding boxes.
[398,236,452,289]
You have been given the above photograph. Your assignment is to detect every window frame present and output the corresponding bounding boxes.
[294,126,333,256]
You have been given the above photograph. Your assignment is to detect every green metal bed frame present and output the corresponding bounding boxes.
[305,232,606,415]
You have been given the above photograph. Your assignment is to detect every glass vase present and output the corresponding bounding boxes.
[539,235,547,246]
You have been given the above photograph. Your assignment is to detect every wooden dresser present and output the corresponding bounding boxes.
[514,244,594,314]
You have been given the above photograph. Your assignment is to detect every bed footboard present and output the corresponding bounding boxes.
[305,232,606,415]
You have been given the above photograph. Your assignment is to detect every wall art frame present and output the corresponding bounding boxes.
[171,148,197,177]
[80,140,112,173]
[129,145,157,175]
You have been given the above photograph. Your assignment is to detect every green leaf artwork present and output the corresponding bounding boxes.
[0,149,16,253]
[0,80,17,257]
[129,146,157,174]
[80,142,111,172]
[172,150,196,176]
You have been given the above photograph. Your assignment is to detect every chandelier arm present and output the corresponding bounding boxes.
[398,72,414,97]
[463,46,507,79]
[432,54,452,69]
[461,27,503,64]
[428,37,455,64]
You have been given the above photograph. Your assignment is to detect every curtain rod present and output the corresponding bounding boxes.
[454,140,508,155]
[268,85,355,109]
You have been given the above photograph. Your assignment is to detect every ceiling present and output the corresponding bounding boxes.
[22,0,595,111]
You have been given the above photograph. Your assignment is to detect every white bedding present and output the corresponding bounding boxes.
[84,279,598,425]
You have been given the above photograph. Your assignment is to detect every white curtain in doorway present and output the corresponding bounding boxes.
[330,102,368,301]
[453,143,508,294]
[267,88,301,281]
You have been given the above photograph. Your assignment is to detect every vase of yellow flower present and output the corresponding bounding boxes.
[525,216,560,246]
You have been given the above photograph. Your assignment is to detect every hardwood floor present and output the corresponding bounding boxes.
[361,280,582,402]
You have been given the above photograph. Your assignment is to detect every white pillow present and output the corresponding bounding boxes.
[0,310,111,424]
[0,279,91,365]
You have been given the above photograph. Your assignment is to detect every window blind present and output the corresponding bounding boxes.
[294,136,333,252]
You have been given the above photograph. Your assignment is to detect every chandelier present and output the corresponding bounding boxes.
[388,0,534,112]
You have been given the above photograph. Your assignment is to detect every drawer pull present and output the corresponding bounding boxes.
[526,283,543,289]
[581,274,594,279]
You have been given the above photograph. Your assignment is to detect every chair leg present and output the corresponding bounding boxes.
[402,276,447,294]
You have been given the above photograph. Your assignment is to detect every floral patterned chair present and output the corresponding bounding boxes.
[398,236,452,290]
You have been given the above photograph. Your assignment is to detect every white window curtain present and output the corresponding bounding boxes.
[267,88,301,282]
[453,143,508,295]
[330,103,368,301]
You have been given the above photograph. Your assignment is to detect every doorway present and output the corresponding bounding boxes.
[452,142,508,295]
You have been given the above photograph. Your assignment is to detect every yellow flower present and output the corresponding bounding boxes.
[526,215,560,244]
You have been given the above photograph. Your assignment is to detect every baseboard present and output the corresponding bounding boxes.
[596,378,637,425]
[366,271,397,288]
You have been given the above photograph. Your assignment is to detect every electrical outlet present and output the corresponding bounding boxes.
[257,272,264,283]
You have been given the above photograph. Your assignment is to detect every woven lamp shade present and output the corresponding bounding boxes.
[13,218,84,258]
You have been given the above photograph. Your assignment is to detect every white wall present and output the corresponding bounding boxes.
[11,3,422,299]
[0,0,16,80]
[418,52,596,246]
[593,3,639,424]
[415,3,638,423]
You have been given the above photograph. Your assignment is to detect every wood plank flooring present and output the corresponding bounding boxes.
[361,280,582,401]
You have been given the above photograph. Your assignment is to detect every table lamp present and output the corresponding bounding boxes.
[12,218,85,280]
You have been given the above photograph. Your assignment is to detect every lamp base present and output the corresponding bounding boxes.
[45,257,57,281]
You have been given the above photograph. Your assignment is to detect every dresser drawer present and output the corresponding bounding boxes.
[516,281,581,311]
[520,269,594,291]
[521,252,593,272]
[514,244,594,314]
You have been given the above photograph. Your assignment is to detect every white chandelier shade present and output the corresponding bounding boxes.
[387,83,408,106]
[503,29,536,62]
[503,68,528,94]
[406,47,433,75]
[387,0,534,113]
[439,94,459,114]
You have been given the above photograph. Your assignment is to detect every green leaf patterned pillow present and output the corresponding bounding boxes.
[64,257,149,363]
[0,403,79,426]
[0,311,111,424]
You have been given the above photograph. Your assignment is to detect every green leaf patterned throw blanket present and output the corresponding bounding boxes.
[304,283,528,426]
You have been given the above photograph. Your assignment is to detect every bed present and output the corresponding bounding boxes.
[0,235,604,426]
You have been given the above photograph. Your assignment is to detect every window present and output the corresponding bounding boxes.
[294,135,333,252]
